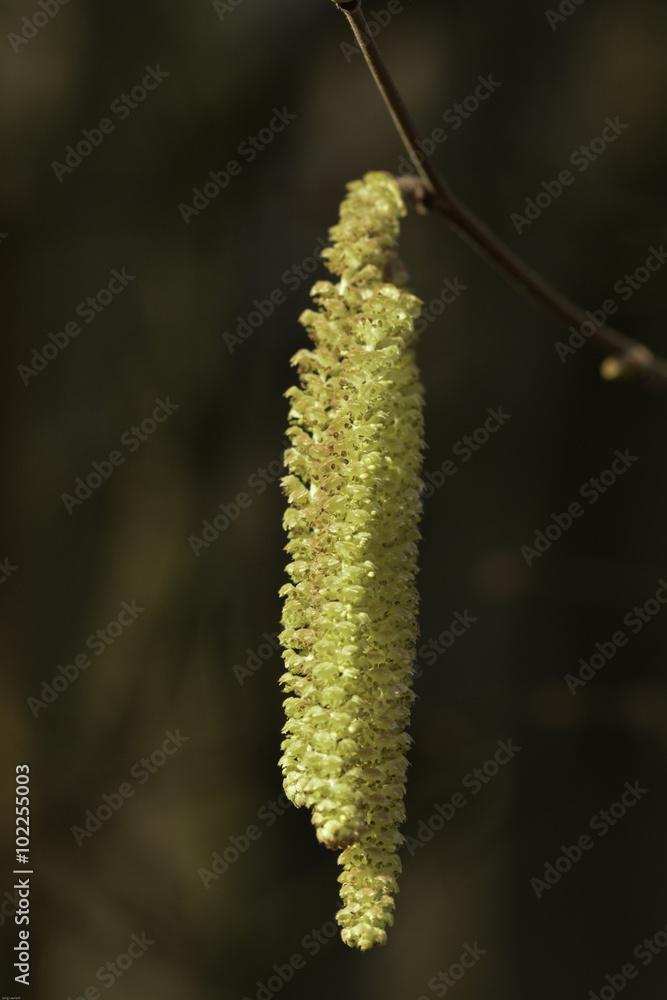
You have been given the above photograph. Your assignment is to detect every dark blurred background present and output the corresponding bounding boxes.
[2,0,667,997]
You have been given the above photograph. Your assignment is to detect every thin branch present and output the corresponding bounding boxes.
[334,0,667,389]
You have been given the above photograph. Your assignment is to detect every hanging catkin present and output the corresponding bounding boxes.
[279,171,425,950]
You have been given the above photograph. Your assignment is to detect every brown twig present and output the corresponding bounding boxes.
[333,0,667,389]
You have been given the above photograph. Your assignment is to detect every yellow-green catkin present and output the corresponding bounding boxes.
[278,171,425,950]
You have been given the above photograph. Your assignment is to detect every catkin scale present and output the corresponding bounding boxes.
[279,171,425,950]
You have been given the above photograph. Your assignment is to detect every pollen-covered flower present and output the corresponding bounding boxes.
[279,171,425,949]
